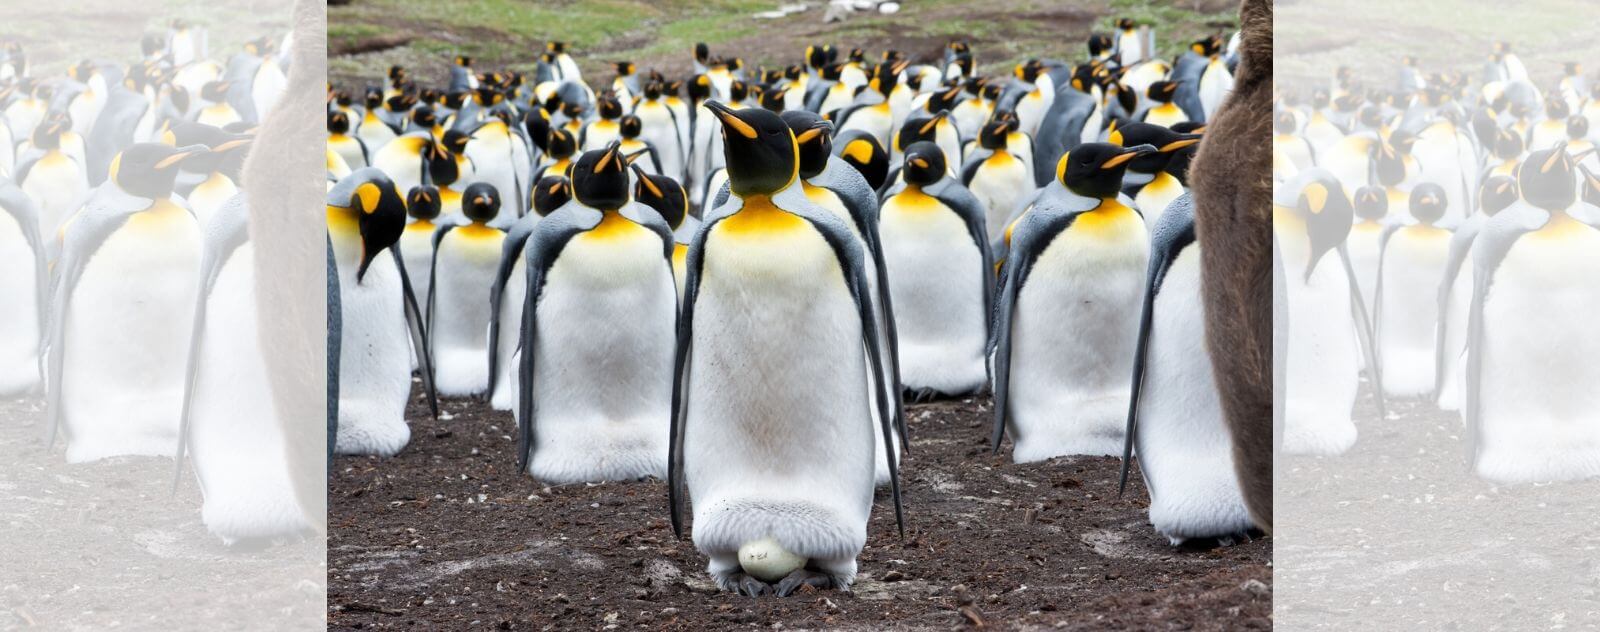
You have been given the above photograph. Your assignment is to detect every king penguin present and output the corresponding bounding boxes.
[0,183,45,396]
[514,143,675,483]
[18,113,90,239]
[879,141,992,398]
[1114,122,1201,231]
[400,185,443,333]
[668,103,903,597]
[962,118,1033,242]
[989,143,1153,462]
[1274,169,1382,455]
[328,168,438,456]
[46,143,205,462]
[1120,192,1256,546]
[428,182,508,397]
[486,175,568,411]
[1373,184,1452,398]
[1465,146,1600,483]
[631,167,695,300]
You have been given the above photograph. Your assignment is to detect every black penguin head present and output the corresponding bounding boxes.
[1352,186,1388,221]
[687,74,712,101]
[1409,183,1447,225]
[113,143,207,199]
[980,82,1003,102]
[759,86,788,112]
[619,114,643,139]
[693,42,711,66]
[1478,175,1518,217]
[532,176,571,217]
[462,182,501,223]
[1117,17,1135,30]
[978,118,1013,150]
[347,175,408,283]
[642,80,664,100]
[1014,59,1043,84]
[328,110,352,135]
[1493,129,1524,160]
[546,41,568,54]
[706,101,797,197]
[597,94,623,120]
[31,111,70,150]
[837,132,888,190]
[902,141,947,187]
[781,110,833,179]
[570,143,631,210]
[200,80,230,102]
[364,88,383,110]
[896,111,944,151]
[1274,110,1297,134]
[547,128,577,159]
[1111,122,1200,174]
[1546,96,1571,121]
[728,80,750,103]
[410,105,437,130]
[633,167,687,229]
[1567,114,1589,141]
[613,61,635,76]
[1518,143,1578,212]
[1294,175,1354,282]
[1087,33,1114,57]
[1055,142,1155,199]
[1146,81,1178,104]
[1373,137,1408,187]
[1358,105,1386,129]
[406,185,442,221]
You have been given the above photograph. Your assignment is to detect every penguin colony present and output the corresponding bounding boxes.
[326,21,1263,597]
[0,24,320,545]
[1274,45,1600,484]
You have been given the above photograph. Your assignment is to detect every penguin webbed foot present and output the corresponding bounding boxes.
[774,568,836,597]
[718,572,774,597]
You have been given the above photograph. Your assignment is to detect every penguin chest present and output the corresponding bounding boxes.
[973,153,1032,240]
[188,173,239,226]
[687,203,875,516]
[1135,174,1184,227]
[433,227,505,389]
[0,210,41,394]
[63,202,201,460]
[880,191,986,376]
[1377,226,1451,392]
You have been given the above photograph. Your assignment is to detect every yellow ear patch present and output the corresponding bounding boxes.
[1108,129,1124,146]
[1304,182,1329,214]
[1055,151,1072,182]
[355,182,383,213]
[842,139,874,164]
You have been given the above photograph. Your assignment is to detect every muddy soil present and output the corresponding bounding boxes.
[0,398,325,631]
[329,390,1271,630]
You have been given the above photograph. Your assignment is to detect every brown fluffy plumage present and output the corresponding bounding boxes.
[1188,0,1272,533]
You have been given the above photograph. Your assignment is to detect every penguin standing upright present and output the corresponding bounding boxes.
[990,143,1154,462]
[1274,169,1382,455]
[463,112,530,226]
[669,103,902,597]
[399,185,443,330]
[0,184,45,396]
[1346,185,1389,319]
[46,144,206,462]
[1114,122,1201,230]
[428,182,507,397]
[1374,184,1452,398]
[879,142,991,398]
[514,143,676,483]
[633,80,687,181]
[1465,147,1600,483]
[486,175,568,412]
[18,113,89,239]
[173,192,314,544]
[963,118,1033,242]
[328,110,369,170]
[631,168,695,299]
[1120,192,1256,546]
[328,169,437,456]
[1140,82,1190,128]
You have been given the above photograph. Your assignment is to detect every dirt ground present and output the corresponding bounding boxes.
[0,398,325,631]
[1276,384,1600,629]
[328,390,1271,630]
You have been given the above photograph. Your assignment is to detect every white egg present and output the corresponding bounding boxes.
[737,537,807,582]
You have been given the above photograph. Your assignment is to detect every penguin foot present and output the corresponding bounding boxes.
[719,572,774,597]
[905,388,940,404]
[775,569,836,597]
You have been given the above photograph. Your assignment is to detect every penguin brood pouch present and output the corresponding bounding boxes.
[668,103,904,597]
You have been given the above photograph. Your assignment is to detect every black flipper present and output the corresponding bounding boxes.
[425,224,457,363]
[394,247,439,419]
[1338,245,1384,418]
[328,235,341,471]
[989,211,1079,453]
[1370,222,1402,377]
[1433,224,1476,398]
[514,217,587,474]
[668,213,717,539]
[486,225,536,404]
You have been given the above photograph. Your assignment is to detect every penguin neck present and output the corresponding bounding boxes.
[406,218,436,232]
[722,192,806,235]
[327,205,359,237]
[581,207,637,240]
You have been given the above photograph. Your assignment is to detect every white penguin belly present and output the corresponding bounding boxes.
[490,250,526,411]
[333,244,414,457]
[524,220,675,484]
[22,153,88,238]
[1476,226,1600,483]
[62,206,200,462]
[0,211,41,395]
[879,194,987,394]
[686,213,874,582]
[1346,223,1382,318]
[1277,222,1362,456]
[1135,176,1184,231]
[1377,227,1450,397]
[1008,211,1148,462]
[400,224,434,370]
[189,244,312,543]
[973,155,1033,242]
[432,228,503,396]
[638,104,684,181]
[1436,261,1472,412]
[1135,247,1253,543]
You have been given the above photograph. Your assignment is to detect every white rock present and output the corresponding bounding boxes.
[878,1,900,13]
